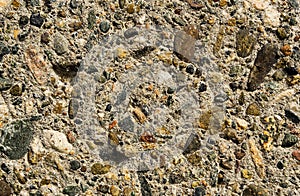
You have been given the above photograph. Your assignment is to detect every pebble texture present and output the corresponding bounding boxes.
[0,0,299,195]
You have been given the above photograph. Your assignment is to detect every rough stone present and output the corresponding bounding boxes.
[0,77,12,91]
[247,44,278,91]
[0,180,11,196]
[53,33,69,55]
[63,186,80,196]
[284,109,300,124]
[91,163,111,175]
[0,120,33,160]
[70,160,81,170]
[43,129,73,154]
[242,184,268,196]
[30,13,44,28]
[236,29,256,58]
[183,133,201,155]
[281,133,298,147]
[246,103,261,116]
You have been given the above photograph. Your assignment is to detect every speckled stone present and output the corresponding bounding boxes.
[53,33,69,55]
[63,186,80,196]
[236,29,256,58]
[0,180,11,196]
[0,120,33,160]
[0,77,12,91]
[242,184,268,196]
[30,13,44,28]
[91,163,111,175]
[246,103,261,116]
[70,160,81,170]
[247,44,278,91]
[99,20,110,33]
[281,133,298,147]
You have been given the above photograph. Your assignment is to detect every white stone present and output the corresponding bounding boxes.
[0,94,10,128]
[264,6,281,27]
[248,0,269,10]
[44,130,73,154]
[235,117,249,129]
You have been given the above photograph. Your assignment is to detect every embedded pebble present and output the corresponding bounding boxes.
[54,33,69,55]
[43,130,74,154]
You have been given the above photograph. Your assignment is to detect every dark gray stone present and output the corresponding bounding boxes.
[247,44,278,91]
[62,186,80,196]
[70,160,81,170]
[0,77,12,91]
[99,21,110,33]
[0,120,33,160]
[284,110,300,124]
[194,187,206,196]
[282,133,298,148]
[30,13,44,28]
[87,10,96,29]
[183,133,201,155]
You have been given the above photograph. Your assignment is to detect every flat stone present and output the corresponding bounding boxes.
[174,30,195,61]
[0,120,33,160]
[183,133,201,155]
[236,29,256,58]
[247,44,278,91]
[284,109,300,124]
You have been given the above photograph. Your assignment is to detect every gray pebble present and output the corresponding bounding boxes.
[54,33,69,55]
[99,20,110,33]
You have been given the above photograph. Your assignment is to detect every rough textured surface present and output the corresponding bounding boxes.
[0,0,300,195]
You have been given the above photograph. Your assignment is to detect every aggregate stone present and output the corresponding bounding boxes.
[69,0,79,9]
[10,84,23,96]
[53,33,69,55]
[246,103,260,116]
[30,13,44,28]
[99,20,111,33]
[0,120,33,160]
[242,184,268,196]
[183,133,201,155]
[0,77,12,91]
[236,29,256,58]
[91,163,111,175]
[272,70,285,81]
[62,186,80,196]
[281,133,298,148]
[247,44,278,91]
[0,180,11,196]
[284,109,300,124]
[19,15,29,26]
[194,186,205,196]
[87,10,96,29]
[70,160,81,170]
[119,0,126,9]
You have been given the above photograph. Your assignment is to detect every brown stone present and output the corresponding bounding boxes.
[280,44,292,56]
